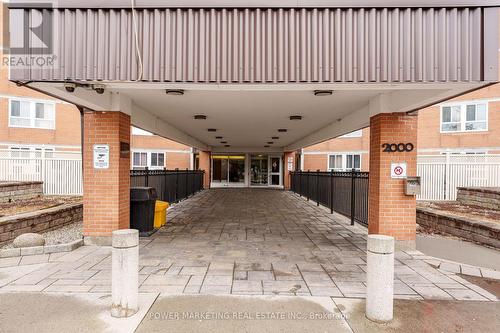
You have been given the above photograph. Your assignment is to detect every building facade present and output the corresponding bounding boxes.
[302,83,500,171]
[5,1,499,245]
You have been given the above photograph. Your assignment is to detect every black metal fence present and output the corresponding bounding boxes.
[290,170,369,226]
[130,168,204,203]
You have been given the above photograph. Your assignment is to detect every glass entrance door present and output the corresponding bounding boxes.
[212,155,245,186]
[268,156,282,187]
[250,155,268,186]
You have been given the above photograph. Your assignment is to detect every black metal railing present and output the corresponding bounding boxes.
[290,170,369,226]
[130,168,204,203]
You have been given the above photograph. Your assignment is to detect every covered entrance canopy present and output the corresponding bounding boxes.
[6,0,500,244]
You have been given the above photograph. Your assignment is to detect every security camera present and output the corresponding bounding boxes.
[93,84,105,94]
[64,82,76,93]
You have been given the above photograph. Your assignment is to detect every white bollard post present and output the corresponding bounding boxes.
[111,229,139,318]
[366,234,394,323]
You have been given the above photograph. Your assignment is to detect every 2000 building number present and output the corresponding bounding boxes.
[381,143,414,152]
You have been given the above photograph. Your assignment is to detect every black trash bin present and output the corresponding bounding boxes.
[130,187,158,236]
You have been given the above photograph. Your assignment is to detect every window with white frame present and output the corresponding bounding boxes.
[10,147,30,158]
[441,102,487,132]
[339,129,363,138]
[9,146,54,159]
[132,151,165,169]
[9,99,55,129]
[328,154,343,170]
[346,154,361,170]
[133,152,147,168]
[328,153,361,171]
[150,152,165,168]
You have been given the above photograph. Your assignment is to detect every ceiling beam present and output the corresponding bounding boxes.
[128,99,209,151]
[285,104,370,151]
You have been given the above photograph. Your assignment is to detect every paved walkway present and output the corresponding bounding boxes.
[0,189,498,301]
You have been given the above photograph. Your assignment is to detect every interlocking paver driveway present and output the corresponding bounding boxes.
[0,189,497,301]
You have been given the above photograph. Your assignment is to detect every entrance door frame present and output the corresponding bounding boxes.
[267,155,283,188]
[207,152,285,188]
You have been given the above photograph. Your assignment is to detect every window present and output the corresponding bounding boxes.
[340,129,363,138]
[9,99,55,129]
[9,146,54,159]
[133,152,147,168]
[328,155,343,171]
[441,102,487,132]
[150,152,165,168]
[346,154,361,170]
[328,153,361,171]
[10,147,30,158]
[132,151,165,169]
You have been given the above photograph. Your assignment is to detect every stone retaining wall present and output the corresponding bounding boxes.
[417,206,500,249]
[0,181,43,203]
[457,187,500,211]
[0,203,82,245]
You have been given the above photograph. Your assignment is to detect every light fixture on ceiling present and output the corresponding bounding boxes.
[289,115,302,121]
[278,129,287,132]
[224,144,230,147]
[194,115,206,120]
[272,136,279,140]
[215,136,223,139]
[165,89,184,96]
[267,141,274,144]
[313,90,333,96]
[93,84,105,94]
[64,82,76,93]
[207,128,217,132]
[264,145,270,148]
[220,141,227,144]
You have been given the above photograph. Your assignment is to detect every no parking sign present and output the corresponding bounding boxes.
[390,162,407,179]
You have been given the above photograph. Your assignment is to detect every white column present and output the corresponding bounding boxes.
[366,234,394,323]
[111,229,139,318]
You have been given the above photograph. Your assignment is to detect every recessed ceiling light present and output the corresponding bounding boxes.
[220,141,227,144]
[278,129,287,132]
[215,136,223,139]
[267,141,274,144]
[224,144,230,147]
[313,90,333,96]
[289,115,302,121]
[272,136,279,140]
[207,128,217,132]
[165,89,184,96]
[264,145,270,148]
[194,115,206,120]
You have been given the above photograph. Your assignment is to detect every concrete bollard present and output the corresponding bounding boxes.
[366,234,395,323]
[111,229,139,318]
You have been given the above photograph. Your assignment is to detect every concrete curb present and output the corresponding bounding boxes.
[0,238,83,258]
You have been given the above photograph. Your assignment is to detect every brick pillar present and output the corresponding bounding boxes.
[283,151,296,190]
[83,111,131,245]
[198,151,211,189]
[369,113,417,246]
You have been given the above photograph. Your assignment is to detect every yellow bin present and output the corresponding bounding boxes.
[154,201,169,228]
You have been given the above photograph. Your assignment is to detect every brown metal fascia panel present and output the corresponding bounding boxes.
[7,0,500,9]
[9,7,490,83]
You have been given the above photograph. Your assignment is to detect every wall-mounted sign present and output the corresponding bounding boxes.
[382,143,414,153]
[390,162,407,179]
[93,144,109,169]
